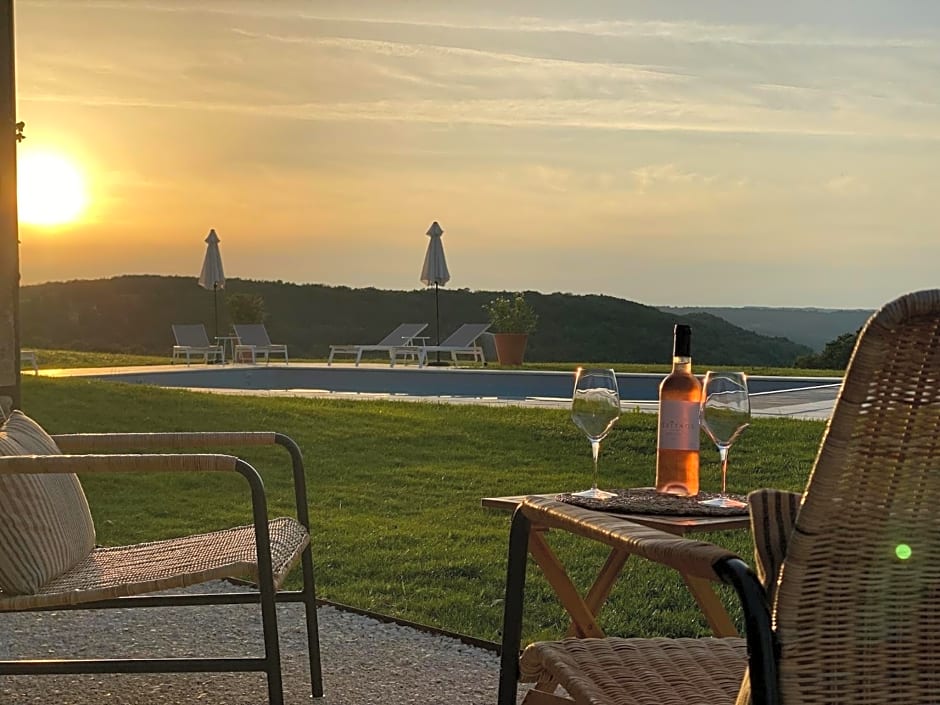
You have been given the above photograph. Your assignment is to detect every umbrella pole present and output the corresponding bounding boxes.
[213,284,219,342]
[436,283,442,363]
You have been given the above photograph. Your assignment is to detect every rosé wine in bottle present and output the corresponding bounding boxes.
[655,324,702,495]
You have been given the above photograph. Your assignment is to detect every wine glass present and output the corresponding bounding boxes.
[699,371,750,508]
[571,367,621,500]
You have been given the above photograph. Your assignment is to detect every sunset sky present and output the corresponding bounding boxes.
[13,0,940,307]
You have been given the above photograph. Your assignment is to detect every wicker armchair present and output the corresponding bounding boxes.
[498,289,940,705]
[0,429,323,705]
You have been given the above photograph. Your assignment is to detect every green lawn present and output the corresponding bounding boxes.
[21,376,824,644]
[28,349,169,368]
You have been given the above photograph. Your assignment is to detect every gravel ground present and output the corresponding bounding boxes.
[0,582,525,705]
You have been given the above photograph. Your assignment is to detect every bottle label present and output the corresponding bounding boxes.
[658,400,700,451]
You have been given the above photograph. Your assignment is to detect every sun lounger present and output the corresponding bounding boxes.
[416,323,490,367]
[20,351,38,375]
[233,324,289,365]
[327,323,429,367]
[171,324,224,365]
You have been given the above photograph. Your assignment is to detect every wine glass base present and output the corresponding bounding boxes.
[572,487,618,500]
[700,496,747,509]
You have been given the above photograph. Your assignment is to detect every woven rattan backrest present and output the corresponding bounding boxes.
[774,289,940,704]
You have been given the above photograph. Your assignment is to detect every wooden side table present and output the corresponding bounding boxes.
[483,493,749,638]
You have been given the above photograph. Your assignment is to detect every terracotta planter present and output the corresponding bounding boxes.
[493,333,529,366]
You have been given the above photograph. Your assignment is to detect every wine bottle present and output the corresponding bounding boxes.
[655,324,702,495]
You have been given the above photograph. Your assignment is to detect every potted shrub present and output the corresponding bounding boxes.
[483,293,538,365]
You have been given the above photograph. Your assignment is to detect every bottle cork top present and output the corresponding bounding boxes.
[674,324,692,357]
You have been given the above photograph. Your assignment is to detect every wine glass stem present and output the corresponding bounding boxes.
[591,440,601,490]
[718,445,729,495]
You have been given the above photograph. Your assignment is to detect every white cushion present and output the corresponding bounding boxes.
[0,411,96,594]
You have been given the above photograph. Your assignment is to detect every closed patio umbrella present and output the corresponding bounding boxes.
[420,221,450,362]
[198,228,225,340]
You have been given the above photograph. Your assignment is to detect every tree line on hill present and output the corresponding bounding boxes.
[20,275,813,366]
[793,331,859,369]
[661,305,872,351]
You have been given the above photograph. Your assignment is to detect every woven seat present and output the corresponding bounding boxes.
[499,289,940,705]
[0,517,308,611]
[0,429,323,705]
[520,637,746,705]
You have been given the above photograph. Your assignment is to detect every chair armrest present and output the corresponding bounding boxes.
[0,453,241,475]
[0,453,267,546]
[520,496,739,582]
[51,432,313,536]
[52,431,279,452]
[715,558,778,705]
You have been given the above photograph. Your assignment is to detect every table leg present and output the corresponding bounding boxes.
[528,527,737,640]
[527,530,605,639]
[682,574,738,637]
[582,547,631,618]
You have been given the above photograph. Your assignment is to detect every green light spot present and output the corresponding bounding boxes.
[896,544,912,560]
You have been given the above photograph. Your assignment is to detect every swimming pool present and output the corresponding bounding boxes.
[74,364,841,404]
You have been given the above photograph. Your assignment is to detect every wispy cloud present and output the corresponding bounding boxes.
[231,29,687,84]
[22,0,940,49]
[21,91,940,143]
[19,1,940,144]
[632,164,715,192]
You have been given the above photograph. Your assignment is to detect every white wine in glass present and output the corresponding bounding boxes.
[699,371,750,508]
[571,367,621,500]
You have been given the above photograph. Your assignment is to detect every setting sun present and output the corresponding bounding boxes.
[17,150,88,227]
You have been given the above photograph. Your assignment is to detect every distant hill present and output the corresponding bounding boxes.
[660,306,873,351]
[20,276,811,366]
